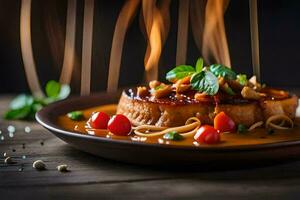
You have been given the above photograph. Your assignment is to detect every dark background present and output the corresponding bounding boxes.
[0,0,299,94]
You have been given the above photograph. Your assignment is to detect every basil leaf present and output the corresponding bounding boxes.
[57,84,71,100]
[163,131,184,141]
[209,64,237,80]
[166,65,195,82]
[9,94,33,110]
[67,111,84,121]
[46,80,61,98]
[195,58,204,72]
[191,71,219,95]
[4,106,31,120]
[237,74,247,86]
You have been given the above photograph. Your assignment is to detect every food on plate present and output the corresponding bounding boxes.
[62,58,298,145]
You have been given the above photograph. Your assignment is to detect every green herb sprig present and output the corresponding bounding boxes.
[163,131,184,141]
[4,80,71,120]
[67,111,84,121]
[165,58,243,96]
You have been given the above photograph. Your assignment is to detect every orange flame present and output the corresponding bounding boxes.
[142,0,171,82]
[202,0,231,67]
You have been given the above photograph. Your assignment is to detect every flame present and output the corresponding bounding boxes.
[20,0,44,98]
[107,0,140,92]
[202,0,231,67]
[142,0,171,82]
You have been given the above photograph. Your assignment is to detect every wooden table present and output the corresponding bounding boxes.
[1,95,300,199]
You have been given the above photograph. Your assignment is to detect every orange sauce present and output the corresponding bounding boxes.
[57,104,300,148]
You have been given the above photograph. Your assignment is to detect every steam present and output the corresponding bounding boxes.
[176,0,190,65]
[60,0,77,85]
[81,0,94,95]
[107,0,141,92]
[20,0,44,98]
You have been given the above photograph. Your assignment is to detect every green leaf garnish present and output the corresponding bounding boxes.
[4,106,31,120]
[67,111,84,121]
[46,80,61,98]
[237,124,247,134]
[166,65,195,82]
[209,64,237,80]
[237,74,247,86]
[224,84,236,95]
[195,58,204,72]
[163,131,184,141]
[9,94,34,110]
[191,71,219,95]
[4,80,71,120]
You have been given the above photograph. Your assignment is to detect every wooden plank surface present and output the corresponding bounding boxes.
[1,94,300,199]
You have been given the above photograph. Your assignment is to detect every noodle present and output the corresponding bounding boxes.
[248,121,263,131]
[265,114,294,130]
[133,117,201,137]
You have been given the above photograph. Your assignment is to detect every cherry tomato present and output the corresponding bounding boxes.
[108,114,132,136]
[214,112,236,133]
[90,112,110,129]
[194,125,220,144]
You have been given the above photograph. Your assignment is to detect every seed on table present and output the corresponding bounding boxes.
[24,126,31,133]
[1,136,4,141]
[4,157,13,164]
[57,164,69,172]
[7,125,16,133]
[33,160,46,170]
[0,130,2,134]
[18,165,24,172]
[3,152,7,157]
[22,155,26,159]
[40,141,44,146]
[12,149,16,152]
[22,143,26,149]
[8,132,14,138]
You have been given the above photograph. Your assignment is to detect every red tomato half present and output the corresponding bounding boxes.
[90,112,110,129]
[108,114,132,136]
[214,112,236,133]
[194,125,220,144]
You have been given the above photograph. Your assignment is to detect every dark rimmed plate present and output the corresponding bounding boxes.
[36,91,300,165]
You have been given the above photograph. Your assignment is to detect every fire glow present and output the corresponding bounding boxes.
[19,0,260,95]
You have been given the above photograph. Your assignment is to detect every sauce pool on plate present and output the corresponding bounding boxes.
[57,104,300,148]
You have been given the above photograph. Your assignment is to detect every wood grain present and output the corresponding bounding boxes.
[1,94,300,199]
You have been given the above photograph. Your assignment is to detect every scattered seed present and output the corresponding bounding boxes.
[0,130,2,134]
[40,141,44,146]
[22,155,26,159]
[7,125,16,133]
[1,136,4,141]
[22,143,26,149]
[57,164,69,172]
[33,160,46,170]
[3,152,7,157]
[12,149,16,152]
[24,126,31,133]
[18,166,24,172]
[8,132,14,138]
[4,157,13,164]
